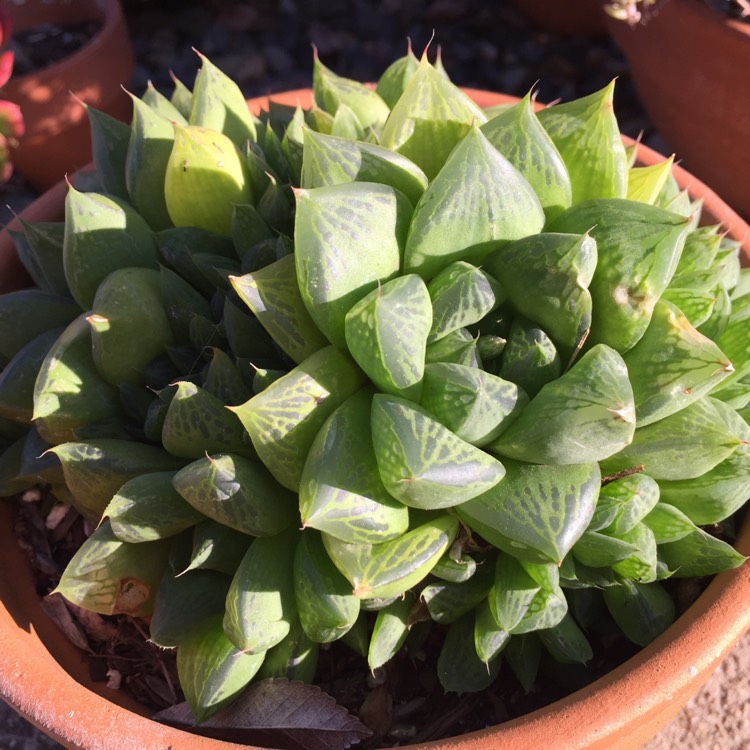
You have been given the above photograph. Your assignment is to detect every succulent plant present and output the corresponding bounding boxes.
[0,47,749,729]
[0,5,25,182]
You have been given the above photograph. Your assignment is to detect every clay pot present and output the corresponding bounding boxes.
[0,89,749,750]
[3,0,134,192]
[606,0,750,219]
[510,0,607,36]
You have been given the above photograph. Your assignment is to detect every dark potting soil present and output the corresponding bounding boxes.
[10,20,102,77]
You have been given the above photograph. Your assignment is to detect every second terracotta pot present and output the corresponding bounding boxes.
[606,0,750,219]
[3,0,134,191]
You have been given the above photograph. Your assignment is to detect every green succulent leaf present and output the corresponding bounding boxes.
[231,203,274,259]
[537,81,628,204]
[549,199,688,352]
[256,621,319,683]
[425,327,481,368]
[150,567,231,648]
[368,592,415,671]
[505,634,541,694]
[457,459,600,564]
[595,473,661,536]
[299,390,409,544]
[491,557,568,635]
[322,514,459,599]
[0,328,63,424]
[177,615,265,723]
[165,125,252,236]
[230,255,330,365]
[404,125,545,279]
[125,95,175,230]
[421,563,494,625]
[438,612,502,693]
[202,347,251,406]
[642,502,697,544]
[172,453,297,537]
[600,397,742,481]
[432,551,477,583]
[189,51,258,147]
[143,80,188,123]
[63,187,159,310]
[420,362,528,446]
[481,93,572,221]
[312,54,390,131]
[622,300,733,425]
[230,346,366,491]
[12,219,69,297]
[572,530,640,568]
[658,527,747,578]
[184,520,252,575]
[490,344,635,464]
[474,598,511,664]
[33,316,123,445]
[371,394,506,509]
[538,613,593,664]
[294,531,360,644]
[293,181,410,349]
[611,523,658,583]
[427,261,504,343]
[380,56,487,180]
[54,520,170,616]
[375,45,420,108]
[224,528,299,653]
[0,436,30,496]
[301,128,428,206]
[660,288,718,328]
[85,105,131,200]
[159,266,212,341]
[104,471,204,543]
[485,232,597,356]
[345,274,432,400]
[88,268,173,387]
[169,74,193,118]
[627,156,675,206]
[161,382,253,459]
[498,317,561,398]
[50,439,183,522]
[603,579,675,646]
[657,442,750,525]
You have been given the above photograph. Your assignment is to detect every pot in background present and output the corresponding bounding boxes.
[3,0,134,192]
[606,0,750,219]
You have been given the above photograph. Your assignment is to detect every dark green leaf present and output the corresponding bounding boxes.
[457,459,600,564]
[371,394,506,509]
[172,453,296,537]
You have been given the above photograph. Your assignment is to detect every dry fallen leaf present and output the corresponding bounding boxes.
[154,678,372,750]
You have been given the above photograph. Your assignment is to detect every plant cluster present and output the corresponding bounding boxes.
[0,4,24,182]
[0,48,748,728]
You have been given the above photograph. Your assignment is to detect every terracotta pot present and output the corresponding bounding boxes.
[606,0,750,220]
[0,88,749,750]
[509,0,607,36]
[3,0,134,192]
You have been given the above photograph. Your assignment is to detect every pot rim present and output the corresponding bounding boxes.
[0,86,748,750]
